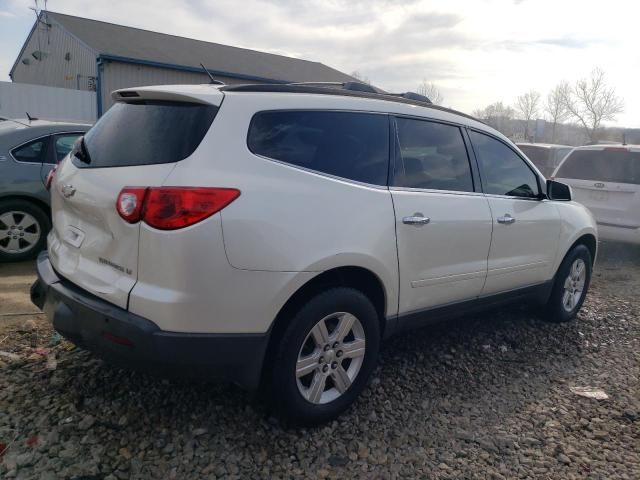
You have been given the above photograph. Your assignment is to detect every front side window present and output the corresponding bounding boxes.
[247,110,389,186]
[470,131,540,198]
[11,138,47,163]
[53,134,83,163]
[555,149,640,185]
[393,118,474,192]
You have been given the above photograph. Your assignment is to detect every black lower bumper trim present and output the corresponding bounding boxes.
[31,252,270,390]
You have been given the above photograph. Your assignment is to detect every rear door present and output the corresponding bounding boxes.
[8,135,52,196]
[469,130,561,295]
[392,117,493,315]
[48,100,219,309]
[553,147,640,229]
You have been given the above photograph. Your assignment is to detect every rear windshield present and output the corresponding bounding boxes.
[77,101,217,168]
[555,149,640,185]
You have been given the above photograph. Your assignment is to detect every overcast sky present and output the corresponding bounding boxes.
[1,0,638,127]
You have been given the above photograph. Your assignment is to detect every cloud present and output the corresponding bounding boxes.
[1,0,638,126]
[0,11,17,17]
[535,37,592,49]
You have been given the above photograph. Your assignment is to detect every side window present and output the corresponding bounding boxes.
[53,134,83,163]
[11,138,47,163]
[469,130,540,198]
[394,118,474,192]
[247,111,389,186]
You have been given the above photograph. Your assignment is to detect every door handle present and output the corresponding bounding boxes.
[402,213,431,226]
[497,214,516,225]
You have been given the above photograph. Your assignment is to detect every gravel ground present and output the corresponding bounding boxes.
[1,242,639,479]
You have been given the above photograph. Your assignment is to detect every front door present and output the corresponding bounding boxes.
[468,130,561,295]
[392,117,493,315]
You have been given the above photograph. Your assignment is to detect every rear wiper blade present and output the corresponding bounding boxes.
[73,136,91,164]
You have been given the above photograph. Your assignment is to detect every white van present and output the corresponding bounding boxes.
[553,145,640,244]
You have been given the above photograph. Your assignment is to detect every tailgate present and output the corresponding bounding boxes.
[554,147,640,229]
[47,91,221,309]
[567,179,639,228]
[48,160,175,308]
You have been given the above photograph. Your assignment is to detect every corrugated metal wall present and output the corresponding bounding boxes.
[0,81,96,123]
[11,15,96,91]
[100,61,258,111]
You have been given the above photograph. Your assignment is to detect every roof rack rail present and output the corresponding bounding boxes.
[219,83,481,123]
[288,81,382,94]
[388,91,432,104]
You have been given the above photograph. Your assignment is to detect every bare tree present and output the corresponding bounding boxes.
[514,90,541,141]
[561,68,624,142]
[473,101,516,136]
[544,82,571,143]
[350,71,371,85]
[416,80,443,105]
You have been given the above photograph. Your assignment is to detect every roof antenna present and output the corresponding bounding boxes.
[25,112,38,122]
[200,63,224,85]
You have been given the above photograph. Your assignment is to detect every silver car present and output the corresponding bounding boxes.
[0,118,90,262]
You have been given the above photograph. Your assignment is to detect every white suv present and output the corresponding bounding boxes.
[31,82,597,424]
[552,144,639,244]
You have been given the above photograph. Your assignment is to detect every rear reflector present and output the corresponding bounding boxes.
[102,332,134,347]
[116,187,240,230]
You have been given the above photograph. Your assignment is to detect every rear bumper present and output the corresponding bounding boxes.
[596,223,640,245]
[31,252,269,390]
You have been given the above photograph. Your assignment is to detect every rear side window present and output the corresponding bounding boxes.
[247,110,389,186]
[393,118,474,192]
[11,138,48,163]
[79,101,218,168]
[556,149,640,185]
[53,134,83,163]
[470,131,540,198]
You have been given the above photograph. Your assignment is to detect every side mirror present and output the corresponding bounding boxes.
[547,179,572,201]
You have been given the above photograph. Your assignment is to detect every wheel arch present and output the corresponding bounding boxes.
[261,266,388,387]
[564,232,597,266]
[0,194,51,220]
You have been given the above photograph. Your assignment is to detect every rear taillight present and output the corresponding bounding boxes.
[45,166,57,191]
[116,187,147,224]
[116,187,240,230]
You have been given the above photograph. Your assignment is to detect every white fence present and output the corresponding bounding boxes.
[0,81,96,123]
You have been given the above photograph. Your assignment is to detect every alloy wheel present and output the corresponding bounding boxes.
[562,258,586,312]
[0,211,41,255]
[296,312,366,404]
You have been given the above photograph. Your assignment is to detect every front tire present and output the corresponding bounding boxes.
[0,199,51,263]
[545,244,592,323]
[268,287,380,425]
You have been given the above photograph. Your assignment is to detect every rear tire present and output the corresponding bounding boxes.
[268,287,380,425]
[0,199,50,263]
[544,244,592,323]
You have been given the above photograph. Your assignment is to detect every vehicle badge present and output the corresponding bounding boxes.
[61,184,76,198]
